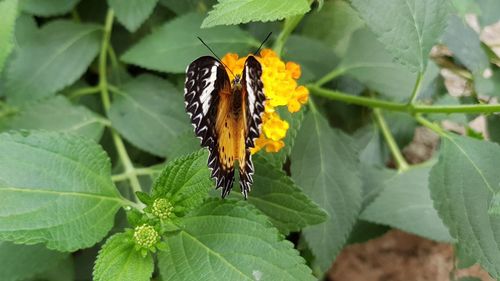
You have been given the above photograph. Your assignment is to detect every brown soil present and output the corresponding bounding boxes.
[329,230,495,281]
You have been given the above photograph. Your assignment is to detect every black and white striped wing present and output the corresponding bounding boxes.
[239,56,265,195]
[184,56,229,148]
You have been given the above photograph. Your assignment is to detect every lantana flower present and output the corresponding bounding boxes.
[221,49,309,154]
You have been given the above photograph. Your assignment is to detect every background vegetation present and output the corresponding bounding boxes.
[1,0,500,280]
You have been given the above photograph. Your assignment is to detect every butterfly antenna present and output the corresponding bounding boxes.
[254,32,272,55]
[197,36,236,78]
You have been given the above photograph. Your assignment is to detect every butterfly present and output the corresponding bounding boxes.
[184,54,265,198]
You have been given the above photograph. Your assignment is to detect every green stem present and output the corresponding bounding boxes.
[414,114,447,137]
[98,10,143,209]
[67,86,100,99]
[373,108,409,172]
[112,167,160,182]
[273,14,304,56]
[315,67,346,87]
[408,72,424,104]
[308,85,500,114]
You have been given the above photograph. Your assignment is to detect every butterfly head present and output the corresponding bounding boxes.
[232,74,242,91]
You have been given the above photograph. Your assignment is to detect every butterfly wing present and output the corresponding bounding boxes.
[184,56,235,196]
[239,56,265,197]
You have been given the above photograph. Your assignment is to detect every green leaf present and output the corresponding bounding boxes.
[3,96,105,141]
[301,0,364,56]
[477,0,500,26]
[458,278,481,281]
[442,16,489,74]
[0,0,18,74]
[107,0,158,32]
[94,233,154,281]
[5,20,101,105]
[32,256,75,281]
[158,200,315,281]
[109,74,190,157]
[152,150,213,213]
[359,164,396,209]
[0,131,124,251]
[243,155,327,234]
[121,13,258,73]
[351,0,450,73]
[0,241,67,281]
[20,0,80,16]
[201,0,310,28]
[164,130,200,160]
[430,134,500,278]
[291,111,362,272]
[159,0,216,14]
[452,0,481,18]
[340,28,417,100]
[361,166,453,242]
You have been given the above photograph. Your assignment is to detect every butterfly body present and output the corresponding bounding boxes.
[184,56,265,198]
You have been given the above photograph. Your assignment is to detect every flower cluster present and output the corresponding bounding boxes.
[133,224,159,248]
[221,49,309,154]
[151,198,174,220]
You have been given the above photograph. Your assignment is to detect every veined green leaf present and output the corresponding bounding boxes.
[158,200,315,281]
[0,0,18,74]
[201,0,310,28]
[430,134,500,278]
[3,96,105,141]
[0,131,124,251]
[152,150,213,213]
[0,241,67,281]
[291,111,362,272]
[5,20,101,105]
[109,74,190,157]
[361,166,453,242]
[20,0,80,16]
[93,233,154,281]
[107,0,158,32]
[121,13,258,73]
[351,0,450,73]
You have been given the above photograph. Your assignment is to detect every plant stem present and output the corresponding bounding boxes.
[315,67,346,87]
[308,84,500,114]
[273,14,304,56]
[408,72,424,104]
[67,86,101,99]
[414,114,447,137]
[98,10,144,208]
[112,167,160,182]
[373,108,409,172]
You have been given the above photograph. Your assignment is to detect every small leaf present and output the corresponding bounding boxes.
[0,241,67,281]
[3,96,105,141]
[109,74,190,157]
[121,13,258,73]
[20,0,79,16]
[361,166,453,242]
[152,150,213,213]
[0,0,18,74]
[244,155,327,234]
[107,0,158,32]
[5,20,101,105]
[291,111,362,272]
[158,200,315,281]
[94,233,154,281]
[0,131,124,251]
[201,0,310,28]
[351,0,450,73]
[430,134,500,278]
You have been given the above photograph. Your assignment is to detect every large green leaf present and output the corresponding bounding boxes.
[0,131,125,251]
[243,155,327,234]
[291,111,362,272]
[107,0,158,32]
[340,28,417,100]
[109,74,190,157]
[121,13,258,73]
[361,166,453,242]
[3,96,105,141]
[0,241,67,281]
[158,200,315,281]
[93,233,154,281]
[201,0,310,28]
[477,0,500,26]
[20,0,80,16]
[351,0,449,73]
[430,134,500,278]
[5,20,101,105]
[0,0,17,74]
[152,150,213,212]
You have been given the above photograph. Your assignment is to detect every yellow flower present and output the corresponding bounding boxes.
[221,49,309,154]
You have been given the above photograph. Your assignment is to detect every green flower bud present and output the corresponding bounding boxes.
[152,198,174,220]
[133,224,159,248]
